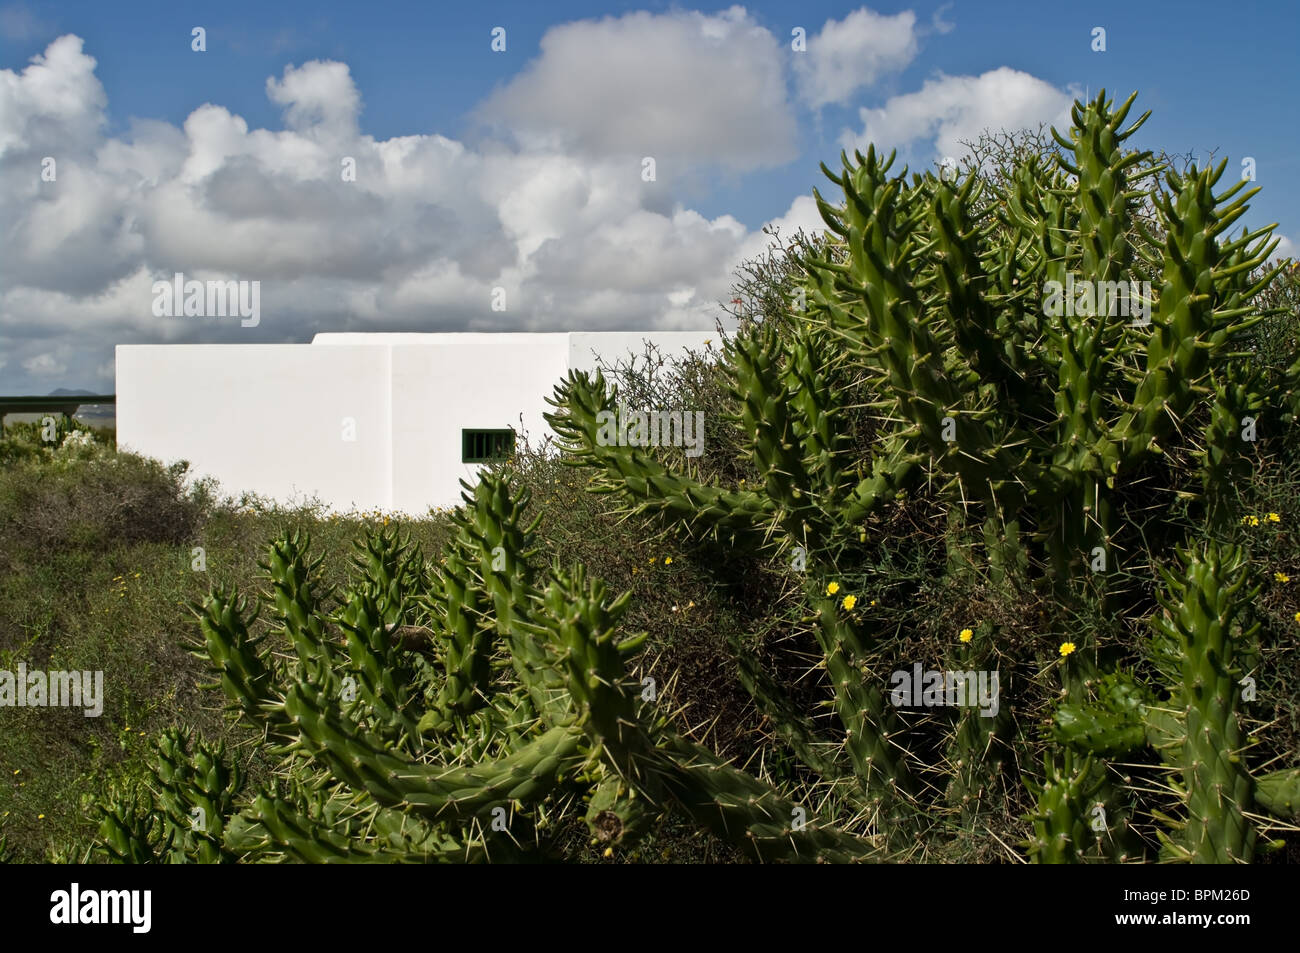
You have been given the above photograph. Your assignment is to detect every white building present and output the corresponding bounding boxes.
[115,331,715,514]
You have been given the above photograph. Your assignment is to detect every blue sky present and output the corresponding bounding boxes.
[1,0,1296,391]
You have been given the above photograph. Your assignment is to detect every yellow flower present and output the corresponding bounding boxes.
[1059,642,1077,657]
[1267,513,1281,523]
[1294,611,1300,623]
[603,847,613,858]
[870,599,877,606]
[1275,572,1290,583]
[1241,515,1261,527]
[38,814,44,820]
[959,628,973,643]
[664,557,672,565]
[826,582,840,595]
[842,595,857,611]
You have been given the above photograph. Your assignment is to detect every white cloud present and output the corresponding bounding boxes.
[22,352,65,376]
[1270,233,1296,265]
[927,3,955,36]
[474,7,799,170]
[840,67,1072,165]
[793,8,920,109]
[727,194,828,272]
[0,34,107,159]
[1,33,821,391]
[0,33,1136,397]
[266,60,362,141]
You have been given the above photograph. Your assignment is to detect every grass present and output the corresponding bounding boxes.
[0,421,458,861]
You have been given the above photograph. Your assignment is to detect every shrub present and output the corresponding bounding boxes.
[0,450,210,565]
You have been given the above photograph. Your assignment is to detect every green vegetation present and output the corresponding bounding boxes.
[2,91,1298,863]
[544,90,1300,862]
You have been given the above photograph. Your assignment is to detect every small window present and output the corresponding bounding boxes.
[462,428,515,463]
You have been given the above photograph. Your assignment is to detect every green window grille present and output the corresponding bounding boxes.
[462,428,515,463]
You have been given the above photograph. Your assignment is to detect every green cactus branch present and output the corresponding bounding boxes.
[1050,542,1291,862]
[105,469,894,863]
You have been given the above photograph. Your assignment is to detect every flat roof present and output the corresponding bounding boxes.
[310,331,713,345]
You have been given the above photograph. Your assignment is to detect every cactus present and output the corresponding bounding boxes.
[96,784,173,864]
[550,91,1289,593]
[943,636,1015,830]
[1050,542,1297,862]
[1024,751,1108,864]
[544,90,1298,860]
[95,729,242,864]
[98,470,883,863]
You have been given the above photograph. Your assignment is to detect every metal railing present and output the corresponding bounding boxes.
[0,395,115,430]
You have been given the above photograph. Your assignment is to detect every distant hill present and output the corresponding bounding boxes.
[48,388,115,422]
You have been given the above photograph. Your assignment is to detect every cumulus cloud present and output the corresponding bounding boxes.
[726,194,828,272]
[0,32,815,392]
[840,67,1072,165]
[266,60,362,141]
[474,7,799,170]
[793,7,920,109]
[0,28,1113,397]
[0,34,107,158]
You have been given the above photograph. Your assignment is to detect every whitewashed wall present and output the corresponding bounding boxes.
[116,332,714,514]
[116,344,392,511]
